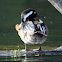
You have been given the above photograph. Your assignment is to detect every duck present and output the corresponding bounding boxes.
[15,8,48,51]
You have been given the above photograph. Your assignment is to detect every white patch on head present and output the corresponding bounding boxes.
[24,11,33,22]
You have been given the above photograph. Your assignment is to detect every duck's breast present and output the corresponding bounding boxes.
[21,21,48,44]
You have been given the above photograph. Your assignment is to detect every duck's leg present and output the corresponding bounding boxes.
[25,43,28,51]
[39,44,42,51]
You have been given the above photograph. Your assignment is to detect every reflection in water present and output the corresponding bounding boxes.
[23,56,43,62]
[22,54,62,62]
[0,54,62,62]
[0,55,62,62]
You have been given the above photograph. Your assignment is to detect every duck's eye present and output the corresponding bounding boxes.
[34,12,36,14]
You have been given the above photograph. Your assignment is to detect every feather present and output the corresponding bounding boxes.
[15,19,48,44]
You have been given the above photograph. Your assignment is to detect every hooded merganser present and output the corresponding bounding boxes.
[15,8,48,51]
[21,8,45,22]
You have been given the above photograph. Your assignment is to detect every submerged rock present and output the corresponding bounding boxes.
[0,46,62,56]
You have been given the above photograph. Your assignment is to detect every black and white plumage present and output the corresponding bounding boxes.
[21,8,45,22]
[21,20,47,44]
[15,19,48,51]
[15,8,48,51]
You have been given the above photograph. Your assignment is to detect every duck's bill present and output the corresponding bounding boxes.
[36,14,45,18]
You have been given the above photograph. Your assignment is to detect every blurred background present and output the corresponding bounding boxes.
[0,0,62,49]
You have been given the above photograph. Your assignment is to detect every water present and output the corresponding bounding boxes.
[0,0,62,61]
[0,0,62,46]
[0,55,62,62]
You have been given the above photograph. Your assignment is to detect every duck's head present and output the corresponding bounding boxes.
[21,8,45,22]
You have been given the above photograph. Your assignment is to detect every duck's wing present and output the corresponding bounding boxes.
[33,19,48,36]
[21,20,48,36]
[21,21,35,34]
